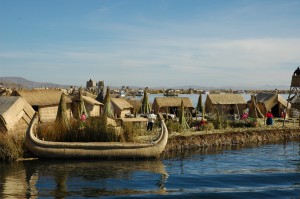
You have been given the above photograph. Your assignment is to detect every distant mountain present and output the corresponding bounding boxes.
[0,77,289,91]
[0,77,71,89]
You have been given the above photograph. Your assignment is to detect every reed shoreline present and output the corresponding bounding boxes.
[163,127,300,155]
[2,124,300,162]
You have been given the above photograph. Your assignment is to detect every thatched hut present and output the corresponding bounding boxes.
[248,92,290,118]
[152,97,194,116]
[13,89,72,123]
[0,96,35,134]
[82,96,103,117]
[111,98,134,118]
[205,94,247,115]
[72,94,103,117]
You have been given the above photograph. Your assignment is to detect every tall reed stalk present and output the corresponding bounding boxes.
[0,133,25,162]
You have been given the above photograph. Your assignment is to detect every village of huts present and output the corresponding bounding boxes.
[0,71,300,161]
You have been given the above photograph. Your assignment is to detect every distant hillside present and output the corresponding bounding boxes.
[0,77,289,91]
[0,77,71,89]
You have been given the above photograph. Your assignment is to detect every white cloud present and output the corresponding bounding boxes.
[1,37,299,87]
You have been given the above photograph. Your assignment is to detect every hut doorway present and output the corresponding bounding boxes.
[169,106,178,116]
[32,105,39,112]
[272,104,280,117]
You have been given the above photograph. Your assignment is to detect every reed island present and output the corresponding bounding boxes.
[0,68,300,162]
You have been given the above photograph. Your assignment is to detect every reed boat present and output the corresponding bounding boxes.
[26,114,168,159]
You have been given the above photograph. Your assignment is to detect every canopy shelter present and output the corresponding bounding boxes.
[248,92,290,118]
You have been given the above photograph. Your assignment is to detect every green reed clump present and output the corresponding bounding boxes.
[166,120,185,133]
[0,133,25,162]
[37,117,126,142]
[79,116,121,142]
[122,122,143,142]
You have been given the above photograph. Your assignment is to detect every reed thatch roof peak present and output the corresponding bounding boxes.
[111,98,133,110]
[153,97,194,107]
[207,94,246,105]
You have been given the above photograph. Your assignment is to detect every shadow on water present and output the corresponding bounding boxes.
[0,159,169,198]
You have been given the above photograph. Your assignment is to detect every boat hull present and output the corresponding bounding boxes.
[26,114,168,159]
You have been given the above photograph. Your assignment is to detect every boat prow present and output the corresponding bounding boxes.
[26,114,168,159]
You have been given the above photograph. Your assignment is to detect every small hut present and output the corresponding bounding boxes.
[72,94,103,117]
[111,98,134,118]
[205,94,247,115]
[0,96,35,134]
[14,89,72,123]
[152,97,194,116]
[82,96,103,117]
[248,92,290,118]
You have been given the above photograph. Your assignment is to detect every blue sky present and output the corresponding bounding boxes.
[1,0,300,88]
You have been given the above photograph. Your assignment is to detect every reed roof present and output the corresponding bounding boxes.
[255,92,289,109]
[82,96,103,105]
[0,96,35,132]
[153,97,194,107]
[207,94,246,105]
[0,96,22,115]
[255,93,275,103]
[14,89,72,106]
[111,98,133,110]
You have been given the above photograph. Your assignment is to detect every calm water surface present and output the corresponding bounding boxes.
[1,141,300,198]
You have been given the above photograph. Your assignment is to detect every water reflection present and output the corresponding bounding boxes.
[0,159,168,198]
[162,140,299,159]
[1,141,299,198]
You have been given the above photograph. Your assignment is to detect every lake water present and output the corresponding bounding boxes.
[0,93,294,198]
[1,141,300,198]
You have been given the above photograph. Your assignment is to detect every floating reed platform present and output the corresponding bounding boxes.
[163,127,300,154]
